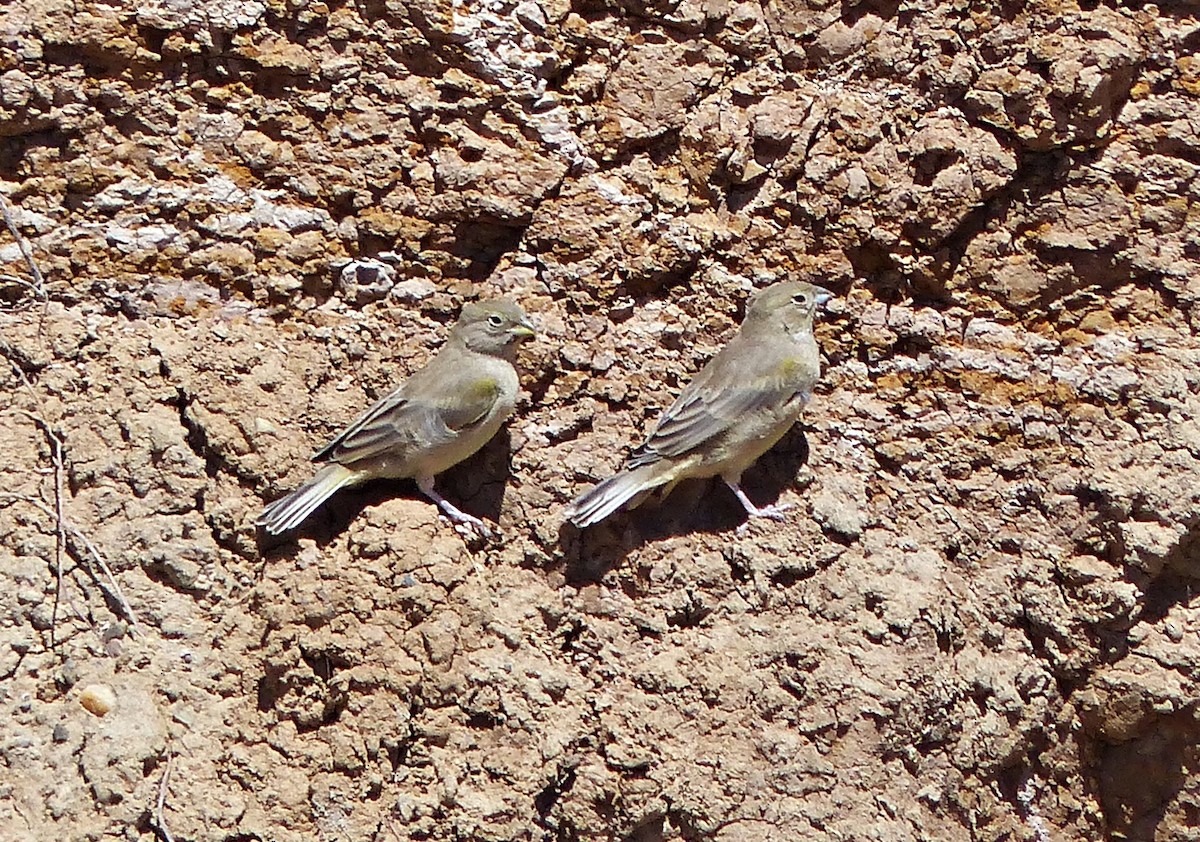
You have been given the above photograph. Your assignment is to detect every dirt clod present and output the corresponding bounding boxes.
[2,1,1198,841]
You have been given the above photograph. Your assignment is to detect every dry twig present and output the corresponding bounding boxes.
[6,356,68,645]
[0,193,46,300]
[0,198,75,642]
[16,408,66,645]
[153,753,176,842]
[0,492,141,634]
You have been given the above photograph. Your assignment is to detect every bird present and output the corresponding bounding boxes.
[564,280,833,528]
[256,298,536,538]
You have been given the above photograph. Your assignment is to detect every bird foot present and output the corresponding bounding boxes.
[751,501,794,520]
[420,480,499,542]
[725,480,794,531]
[735,502,794,534]
[439,512,499,542]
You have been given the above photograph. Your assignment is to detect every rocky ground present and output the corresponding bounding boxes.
[1,0,1198,840]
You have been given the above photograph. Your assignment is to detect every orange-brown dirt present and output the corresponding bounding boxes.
[1,1,1198,840]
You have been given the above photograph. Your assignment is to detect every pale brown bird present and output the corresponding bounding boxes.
[564,281,832,528]
[257,299,536,537]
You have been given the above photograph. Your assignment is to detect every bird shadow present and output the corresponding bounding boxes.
[556,427,811,585]
[255,430,512,560]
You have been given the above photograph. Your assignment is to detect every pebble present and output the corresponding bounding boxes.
[79,684,117,717]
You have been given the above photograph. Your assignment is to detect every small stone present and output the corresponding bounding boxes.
[58,658,80,689]
[152,555,203,591]
[811,491,864,540]
[391,278,438,302]
[79,684,117,717]
[737,159,769,182]
[52,723,69,743]
[338,259,395,305]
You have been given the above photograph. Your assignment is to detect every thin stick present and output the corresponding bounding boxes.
[0,493,141,634]
[0,273,42,295]
[50,422,65,646]
[154,753,176,842]
[9,359,67,646]
[19,411,66,647]
[0,194,46,298]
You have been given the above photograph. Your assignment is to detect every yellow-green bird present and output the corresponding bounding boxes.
[565,281,833,528]
[257,299,536,537]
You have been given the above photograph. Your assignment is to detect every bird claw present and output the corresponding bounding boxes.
[736,502,794,534]
[440,513,499,542]
[754,502,794,521]
[425,486,499,542]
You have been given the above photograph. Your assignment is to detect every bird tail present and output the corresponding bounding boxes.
[256,464,358,535]
[565,464,664,528]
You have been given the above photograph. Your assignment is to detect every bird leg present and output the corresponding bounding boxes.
[416,476,495,539]
[724,478,793,523]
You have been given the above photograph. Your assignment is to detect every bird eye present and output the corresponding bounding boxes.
[792,293,809,305]
[487,314,504,327]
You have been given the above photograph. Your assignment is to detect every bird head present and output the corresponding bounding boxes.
[453,298,538,357]
[744,281,834,336]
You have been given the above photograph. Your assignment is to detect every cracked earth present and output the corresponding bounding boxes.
[2,1,1199,840]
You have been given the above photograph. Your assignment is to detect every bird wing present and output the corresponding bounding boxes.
[312,364,502,466]
[627,340,807,467]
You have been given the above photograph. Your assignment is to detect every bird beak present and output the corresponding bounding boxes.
[511,320,537,341]
[813,287,834,307]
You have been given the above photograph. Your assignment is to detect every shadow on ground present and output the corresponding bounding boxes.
[558,426,812,584]
[255,430,513,560]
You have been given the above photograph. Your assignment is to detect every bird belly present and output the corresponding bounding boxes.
[695,394,809,478]
[419,412,506,477]
[418,390,517,479]
[409,359,518,479]
[340,403,515,482]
